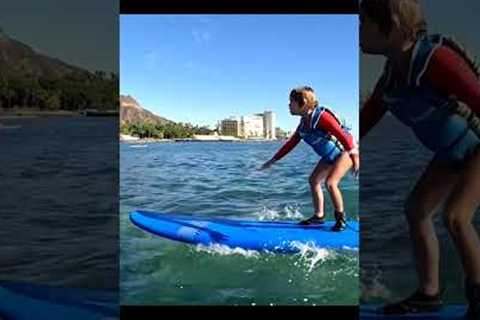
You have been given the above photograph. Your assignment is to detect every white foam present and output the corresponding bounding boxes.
[255,207,281,221]
[195,243,261,258]
[253,203,304,221]
[283,204,305,219]
[292,241,334,272]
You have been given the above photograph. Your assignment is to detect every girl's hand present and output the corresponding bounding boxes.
[351,153,360,179]
[259,159,275,170]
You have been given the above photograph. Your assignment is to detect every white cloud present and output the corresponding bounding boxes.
[192,29,212,44]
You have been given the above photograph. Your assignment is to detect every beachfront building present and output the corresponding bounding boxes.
[263,111,276,139]
[241,114,264,139]
[219,110,278,139]
[220,117,241,137]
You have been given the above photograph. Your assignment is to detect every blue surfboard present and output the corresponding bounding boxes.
[360,304,468,319]
[129,210,359,253]
[0,281,118,320]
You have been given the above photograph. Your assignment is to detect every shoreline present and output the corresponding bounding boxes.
[0,110,81,119]
[0,108,118,119]
[120,135,284,143]
[120,133,285,143]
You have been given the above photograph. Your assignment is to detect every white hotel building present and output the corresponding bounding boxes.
[220,111,276,139]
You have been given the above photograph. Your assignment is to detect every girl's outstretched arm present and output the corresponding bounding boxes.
[260,130,301,170]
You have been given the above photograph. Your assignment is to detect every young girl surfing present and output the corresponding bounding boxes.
[360,0,480,317]
[260,86,359,232]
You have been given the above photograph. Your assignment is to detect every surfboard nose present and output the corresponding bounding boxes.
[129,210,142,226]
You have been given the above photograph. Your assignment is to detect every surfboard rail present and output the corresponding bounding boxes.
[129,210,359,253]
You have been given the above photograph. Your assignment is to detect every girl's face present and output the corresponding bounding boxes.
[360,11,390,55]
[289,98,303,115]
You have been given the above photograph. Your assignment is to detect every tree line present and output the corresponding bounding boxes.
[120,122,214,139]
[0,71,118,111]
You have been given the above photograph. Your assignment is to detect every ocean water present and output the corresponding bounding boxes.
[360,115,480,304]
[120,141,359,305]
[0,116,118,290]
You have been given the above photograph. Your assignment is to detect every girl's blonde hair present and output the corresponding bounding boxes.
[289,86,318,110]
[360,0,427,41]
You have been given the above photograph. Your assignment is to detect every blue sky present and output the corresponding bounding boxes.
[121,15,359,136]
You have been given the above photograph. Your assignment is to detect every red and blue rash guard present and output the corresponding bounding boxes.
[361,35,480,140]
[272,106,356,162]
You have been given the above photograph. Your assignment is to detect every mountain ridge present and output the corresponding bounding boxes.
[120,95,173,125]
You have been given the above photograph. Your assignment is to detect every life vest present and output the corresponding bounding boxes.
[298,105,348,158]
[380,33,479,152]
